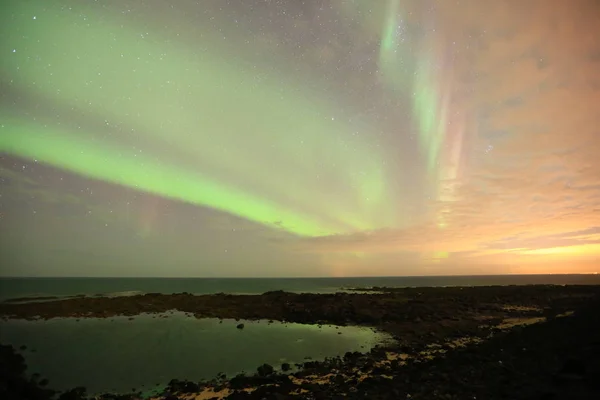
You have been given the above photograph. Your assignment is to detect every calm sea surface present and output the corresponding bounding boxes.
[0,275,599,301]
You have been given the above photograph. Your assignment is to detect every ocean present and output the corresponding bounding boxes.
[1,274,599,301]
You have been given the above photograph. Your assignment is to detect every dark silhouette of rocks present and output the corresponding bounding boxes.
[2,285,598,335]
[167,379,199,393]
[57,387,87,400]
[0,344,56,400]
[257,363,274,377]
[236,323,245,329]
[2,284,600,399]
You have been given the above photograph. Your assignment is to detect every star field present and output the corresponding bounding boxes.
[1,0,599,277]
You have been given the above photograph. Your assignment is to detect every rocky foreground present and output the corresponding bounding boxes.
[2,284,600,399]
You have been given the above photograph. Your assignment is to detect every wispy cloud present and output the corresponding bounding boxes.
[2,0,599,277]
[293,0,600,271]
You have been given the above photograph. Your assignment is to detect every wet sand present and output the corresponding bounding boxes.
[2,284,600,399]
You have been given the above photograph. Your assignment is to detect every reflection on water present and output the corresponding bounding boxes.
[0,312,389,395]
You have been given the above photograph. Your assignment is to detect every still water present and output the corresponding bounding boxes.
[0,312,389,396]
[3,275,600,301]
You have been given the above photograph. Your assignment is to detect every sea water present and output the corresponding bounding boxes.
[0,312,390,396]
[1,274,599,301]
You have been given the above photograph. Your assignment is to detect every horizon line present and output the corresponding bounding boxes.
[0,273,598,279]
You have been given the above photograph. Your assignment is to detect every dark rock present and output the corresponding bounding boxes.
[257,363,274,377]
[167,379,199,393]
[58,387,87,400]
[3,285,600,400]
[236,323,244,329]
[280,363,291,371]
[262,290,287,296]
[0,344,57,400]
[229,374,250,390]
[98,394,139,400]
[226,390,252,399]
[559,358,586,376]
[300,382,322,392]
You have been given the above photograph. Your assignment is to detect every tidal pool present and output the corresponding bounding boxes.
[0,312,390,395]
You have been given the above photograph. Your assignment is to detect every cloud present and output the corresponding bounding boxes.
[290,0,600,269]
[2,0,599,276]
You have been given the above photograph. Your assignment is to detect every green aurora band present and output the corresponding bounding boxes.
[377,0,454,240]
[0,1,401,237]
[337,0,447,174]
[379,0,445,175]
[335,0,456,259]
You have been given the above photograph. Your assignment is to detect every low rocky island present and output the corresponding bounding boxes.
[2,284,600,399]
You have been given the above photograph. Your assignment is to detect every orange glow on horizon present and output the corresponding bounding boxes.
[515,244,600,257]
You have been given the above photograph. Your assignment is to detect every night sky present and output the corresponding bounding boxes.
[1,0,599,277]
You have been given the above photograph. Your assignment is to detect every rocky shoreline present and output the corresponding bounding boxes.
[2,284,600,399]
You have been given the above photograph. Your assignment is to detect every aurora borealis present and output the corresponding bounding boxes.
[1,0,600,277]
[0,1,395,237]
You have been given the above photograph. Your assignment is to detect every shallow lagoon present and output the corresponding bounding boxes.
[0,312,390,395]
